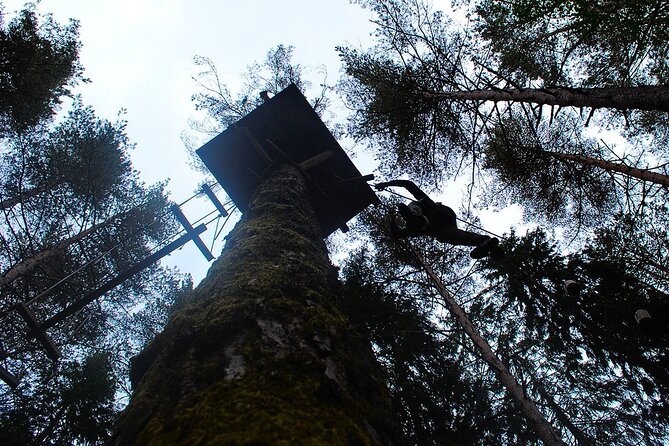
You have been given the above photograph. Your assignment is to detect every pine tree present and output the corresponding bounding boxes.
[478,229,669,443]
[339,0,669,230]
[0,352,117,445]
[0,5,84,135]
[0,5,187,444]
[474,0,669,86]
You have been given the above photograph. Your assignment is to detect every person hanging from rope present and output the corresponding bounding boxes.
[375,180,504,259]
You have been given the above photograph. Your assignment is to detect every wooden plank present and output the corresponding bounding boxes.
[171,205,214,261]
[16,302,61,361]
[201,184,228,216]
[299,150,334,170]
[324,174,375,190]
[234,124,273,165]
[0,364,19,389]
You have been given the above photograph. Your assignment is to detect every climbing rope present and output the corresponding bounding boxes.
[368,201,481,306]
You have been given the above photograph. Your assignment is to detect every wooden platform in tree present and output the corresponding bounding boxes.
[196,84,379,237]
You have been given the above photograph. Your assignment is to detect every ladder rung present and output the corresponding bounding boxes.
[16,302,61,361]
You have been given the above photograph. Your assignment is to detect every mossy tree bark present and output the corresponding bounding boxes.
[112,164,400,445]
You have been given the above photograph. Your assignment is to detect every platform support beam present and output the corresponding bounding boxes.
[0,365,19,389]
[171,205,214,261]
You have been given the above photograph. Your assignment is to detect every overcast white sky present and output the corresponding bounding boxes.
[3,0,521,283]
[1,0,384,282]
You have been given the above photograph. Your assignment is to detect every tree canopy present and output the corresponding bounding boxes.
[0,5,84,135]
[3,0,667,444]
[339,0,669,228]
[0,4,189,444]
[335,0,669,443]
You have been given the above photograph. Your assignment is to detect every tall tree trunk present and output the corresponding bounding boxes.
[112,165,401,445]
[424,85,669,112]
[542,151,669,187]
[0,184,52,211]
[410,245,567,446]
[534,382,594,445]
[0,224,100,290]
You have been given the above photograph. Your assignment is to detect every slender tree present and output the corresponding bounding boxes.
[339,203,565,444]
[338,199,669,444]
[422,85,669,113]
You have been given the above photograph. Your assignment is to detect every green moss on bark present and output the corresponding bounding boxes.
[138,369,373,445]
[113,165,401,445]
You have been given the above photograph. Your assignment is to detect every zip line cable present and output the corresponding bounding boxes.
[210,205,238,252]
[1,187,234,323]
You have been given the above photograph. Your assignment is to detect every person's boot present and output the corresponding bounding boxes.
[389,219,401,237]
[470,237,501,259]
[489,242,504,260]
[397,203,413,221]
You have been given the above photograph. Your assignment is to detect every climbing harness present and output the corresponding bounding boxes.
[381,187,505,240]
